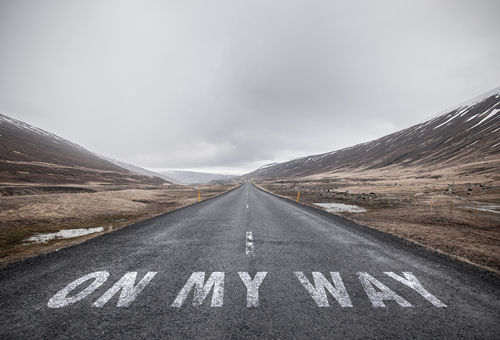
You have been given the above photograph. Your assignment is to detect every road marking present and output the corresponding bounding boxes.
[171,272,225,307]
[246,203,249,209]
[48,271,109,308]
[384,272,446,307]
[246,231,254,256]
[93,272,157,307]
[47,271,158,308]
[358,272,412,307]
[238,272,267,307]
[295,272,353,307]
[46,271,446,308]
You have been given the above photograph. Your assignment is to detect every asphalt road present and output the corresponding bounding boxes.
[1,182,499,339]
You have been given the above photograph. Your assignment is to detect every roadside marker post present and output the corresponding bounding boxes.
[296,190,300,203]
[198,190,201,202]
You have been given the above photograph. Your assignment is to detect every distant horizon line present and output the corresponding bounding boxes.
[146,167,246,176]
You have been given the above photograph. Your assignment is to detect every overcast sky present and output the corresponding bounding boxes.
[1,0,499,174]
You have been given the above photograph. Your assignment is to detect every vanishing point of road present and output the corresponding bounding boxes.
[1,183,499,339]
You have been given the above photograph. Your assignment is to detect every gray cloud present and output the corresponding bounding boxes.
[1,0,499,174]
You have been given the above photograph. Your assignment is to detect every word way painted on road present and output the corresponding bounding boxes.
[47,271,446,308]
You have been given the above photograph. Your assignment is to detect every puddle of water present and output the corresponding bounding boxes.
[447,195,500,215]
[24,227,105,244]
[461,204,500,214]
[313,202,367,213]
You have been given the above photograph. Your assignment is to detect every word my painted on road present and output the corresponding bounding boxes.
[47,271,446,309]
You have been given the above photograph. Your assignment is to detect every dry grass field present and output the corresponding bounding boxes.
[257,158,500,272]
[0,182,239,266]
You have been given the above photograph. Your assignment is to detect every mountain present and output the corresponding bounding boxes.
[98,156,176,183]
[0,114,166,185]
[158,170,237,184]
[244,87,500,179]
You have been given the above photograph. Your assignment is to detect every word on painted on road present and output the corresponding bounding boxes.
[47,271,446,309]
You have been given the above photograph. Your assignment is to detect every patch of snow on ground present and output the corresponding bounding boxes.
[313,202,367,213]
[467,109,499,130]
[461,204,500,215]
[465,114,479,122]
[24,227,105,244]
[457,105,472,116]
[1,114,62,140]
[433,112,461,129]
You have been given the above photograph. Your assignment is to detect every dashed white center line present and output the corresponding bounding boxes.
[246,231,254,256]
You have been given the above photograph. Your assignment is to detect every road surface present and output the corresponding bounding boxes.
[1,183,499,339]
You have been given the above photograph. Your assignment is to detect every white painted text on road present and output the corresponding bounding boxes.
[47,271,446,309]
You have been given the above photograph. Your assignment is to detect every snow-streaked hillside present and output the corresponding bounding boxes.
[0,114,166,185]
[244,87,500,179]
[97,156,175,183]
